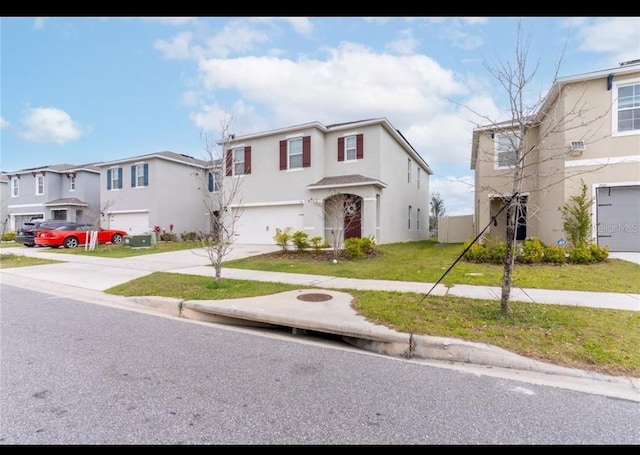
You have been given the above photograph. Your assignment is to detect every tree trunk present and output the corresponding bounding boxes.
[500,199,517,316]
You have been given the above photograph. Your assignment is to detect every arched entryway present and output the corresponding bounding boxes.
[324,193,362,246]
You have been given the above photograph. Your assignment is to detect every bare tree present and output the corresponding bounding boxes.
[429,192,446,237]
[196,120,244,283]
[463,22,610,316]
[310,192,361,259]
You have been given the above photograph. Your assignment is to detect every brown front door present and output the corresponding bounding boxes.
[344,196,361,240]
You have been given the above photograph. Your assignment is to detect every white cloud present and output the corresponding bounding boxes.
[33,17,46,29]
[0,116,9,129]
[19,107,84,145]
[429,175,475,216]
[385,28,419,55]
[154,31,203,60]
[572,17,640,64]
[141,17,198,26]
[203,22,270,58]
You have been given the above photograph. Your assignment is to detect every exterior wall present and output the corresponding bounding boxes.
[99,158,207,235]
[0,180,8,235]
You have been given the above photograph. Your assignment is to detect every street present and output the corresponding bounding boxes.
[1,284,638,445]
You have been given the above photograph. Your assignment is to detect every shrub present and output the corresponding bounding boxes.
[568,244,594,264]
[518,237,545,263]
[543,245,567,264]
[159,233,178,242]
[590,243,609,262]
[180,231,198,242]
[310,236,328,251]
[487,240,507,263]
[291,231,310,251]
[359,236,376,255]
[560,179,593,248]
[2,231,16,242]
[273,227,293,251]
[464,241,490,262]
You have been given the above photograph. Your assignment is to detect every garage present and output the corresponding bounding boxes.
[108,211,150,236]
[596,185,640,252]
[232,204,304,244]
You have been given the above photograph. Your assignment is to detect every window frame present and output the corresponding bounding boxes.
[233,147,245,176]
[612,77,640,136]
[407,159,412,183]
[494,131,519,169]
[345,135,357,161]
[407,205,412,230]
[69,175,76,191]
[208,170,222,192]
[134,163,146,188]
[416,208,421,231]
[35,174,44,196]
[107,167,123,190]
[287,137,303,170]
[11,177,19,197]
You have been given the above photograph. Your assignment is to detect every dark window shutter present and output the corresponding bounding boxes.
[338,137,345,162]
[118,167,123,189]
[356,134,364,159]
[279,140,287,170]
[143,163,149,186]
[107,169,112,190]
[302,136,311,168]
[131,165,136,187]
[208,172,214,192]
[244,146,251,175]
[225,150,233,176]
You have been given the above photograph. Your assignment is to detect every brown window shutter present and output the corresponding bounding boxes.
[302,136,311,167]
[225,150,233,176]
[244,146,251,174]
[338,137,345,161]
[356,134,364,159]
[279,140,287,170]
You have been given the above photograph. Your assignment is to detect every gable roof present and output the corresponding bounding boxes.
[96,151,210,168]
[307,174,388,190]
[3,163,101,175]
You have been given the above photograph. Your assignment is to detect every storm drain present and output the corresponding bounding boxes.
[296,293,333,302]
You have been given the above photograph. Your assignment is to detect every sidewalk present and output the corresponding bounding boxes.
[1,245,639,402]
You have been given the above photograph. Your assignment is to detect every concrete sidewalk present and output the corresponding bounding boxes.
[1,245,639,402]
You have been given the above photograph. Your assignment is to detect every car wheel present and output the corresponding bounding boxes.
[25,243,35,247]
[112,233,124,244]
[63,237,79,248]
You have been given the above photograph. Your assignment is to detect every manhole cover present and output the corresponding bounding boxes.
[297,293,333,302]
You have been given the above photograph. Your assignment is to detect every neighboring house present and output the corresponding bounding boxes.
[471,59,640,253]
[216,118,433,245]
[2,163,101,232]
[0,174,9,236]
[95,151,212,236]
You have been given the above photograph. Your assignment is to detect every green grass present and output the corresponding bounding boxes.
[38,240,203,257]
[0,253,61,268]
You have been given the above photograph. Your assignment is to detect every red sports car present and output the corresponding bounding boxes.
[34,224,127,249]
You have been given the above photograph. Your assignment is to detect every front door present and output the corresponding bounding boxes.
[343,196,362,240]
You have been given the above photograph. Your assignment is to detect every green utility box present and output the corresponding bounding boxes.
[124,234,152,248]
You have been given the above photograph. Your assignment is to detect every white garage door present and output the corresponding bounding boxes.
[109,212,150,235]
[596,185,640,252]
[233,205,304,244]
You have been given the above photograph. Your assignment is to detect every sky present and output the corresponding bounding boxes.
[2,16,639,215]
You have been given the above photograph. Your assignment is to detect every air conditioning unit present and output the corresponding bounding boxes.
[568,140,585,156]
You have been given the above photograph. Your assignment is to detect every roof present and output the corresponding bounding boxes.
[217,118,433,175]
[3,163,101,175]
[45,197,89,207]
[307,174,388,190]
[95,151,210,168]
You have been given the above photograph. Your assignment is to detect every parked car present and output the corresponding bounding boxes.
[34,224,127,249]
[15,220,74,247]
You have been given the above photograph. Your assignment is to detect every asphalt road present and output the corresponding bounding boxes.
[2,285,639,445]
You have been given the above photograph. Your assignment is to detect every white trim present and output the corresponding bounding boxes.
[285,133,304,139]
[565,155,640,168]
[611,76,640,137]
[8,203,45,208]
[342,130,358,136]
[107,209,150,214]
[229,200,304,209]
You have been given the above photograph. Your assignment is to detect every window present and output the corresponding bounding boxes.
[615,82,640,134]
[36,175,44,195]
[208,171,222,192]
[408,205,412,230]
[107,167,123,190]
[417,168,420,189]
[494,131,519,169]
[69,175,76,191]
[11,177,19,197]
[338,134,363,161]
[280,136,310,170]
[407,159,412,183]
[416,208,421,230]
[225,146,252,176]
[131,163,149,188]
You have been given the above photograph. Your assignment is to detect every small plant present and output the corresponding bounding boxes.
[542,245,567,264]
[560,180,593,248]
[518,237,545,264]
[273,227,293,251]
[2,231,16,242]
[344,236,376,258]
[310,236,326,251]
[291,231,310,251]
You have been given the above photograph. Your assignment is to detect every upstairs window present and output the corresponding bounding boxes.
[225,146,252,176]
[338,134,364,161]
[208,171,222,192]
[615,81,640,134]
[417,167,421,189]
[131,163,149,188]
[35,174,44,195]
[416,208,421,230]
[107,167,123,190]
[69,175,76,191]
[494,131,519,169]
[280,136,311,170]
[11,177,19,197]
[407,159,412,183]
[408,205,412,230]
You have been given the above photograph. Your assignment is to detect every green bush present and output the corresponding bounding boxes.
[487,241,507,263]
[359,236,376,255]
[589,243,609,262]
[464,241,490,262]
[518,237,545,263]
[343,236,376,258]
[181,231,198,242]
[543,245,567,264]
[310,236,328,251]
[568,245,594,264]
[291,231,310,251]
[273,227,293,251]
[159,233,178,242]
[2,231,16,242]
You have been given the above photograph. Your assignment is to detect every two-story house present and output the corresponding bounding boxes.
[216,118,432,245]
[3,163,101,232]
[96,151,212,236]
[0,175,9,236]
[471,59,640,253]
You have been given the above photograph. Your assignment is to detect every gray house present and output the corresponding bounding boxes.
[95,151,212,236]
[216,118,433,245]
[0,174,9,236]
[3,163,101,232]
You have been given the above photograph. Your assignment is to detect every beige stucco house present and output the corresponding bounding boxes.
[471,59,640,253]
